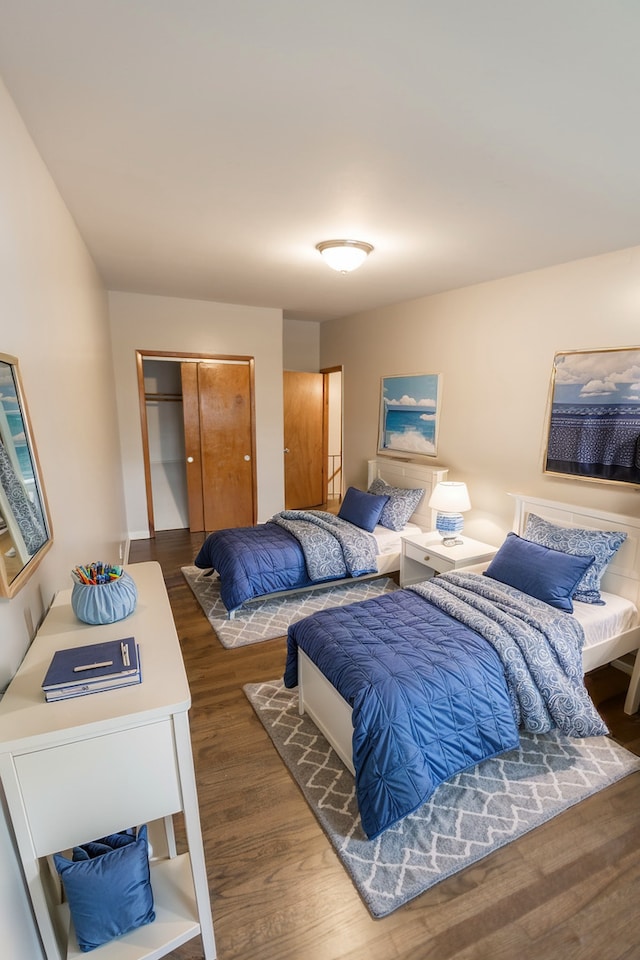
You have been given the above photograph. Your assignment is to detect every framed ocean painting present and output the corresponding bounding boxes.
[544,346,640,486]
[378,373,441,458]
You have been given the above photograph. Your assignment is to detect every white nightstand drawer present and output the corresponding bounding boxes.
[400,534,498,587]
[403,540,454,574]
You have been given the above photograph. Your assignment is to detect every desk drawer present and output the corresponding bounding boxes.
[14,720,182,856]
[403,541,453,574]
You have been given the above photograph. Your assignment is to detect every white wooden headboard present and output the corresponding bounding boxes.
[510,493,640,608]
[367,458,448,531]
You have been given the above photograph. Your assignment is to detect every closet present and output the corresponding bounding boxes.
[138,352,256,535]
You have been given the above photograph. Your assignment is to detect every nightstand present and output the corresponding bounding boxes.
[400,531,498,587]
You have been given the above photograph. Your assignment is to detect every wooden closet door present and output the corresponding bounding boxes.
[199,362,255,530]
[182,361,256,531]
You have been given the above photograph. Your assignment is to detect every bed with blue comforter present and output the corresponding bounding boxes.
[284,571,608,839]
[194,510,379,613]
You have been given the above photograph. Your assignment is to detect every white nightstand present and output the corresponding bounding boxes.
[400,531,498,587]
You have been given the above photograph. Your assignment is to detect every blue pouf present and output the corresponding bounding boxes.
[71,573,138,625]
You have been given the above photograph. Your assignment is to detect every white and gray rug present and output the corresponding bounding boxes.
[245,678,640,918]
[182,567,400,648]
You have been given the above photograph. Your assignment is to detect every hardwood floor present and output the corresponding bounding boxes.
[129,530,640,960]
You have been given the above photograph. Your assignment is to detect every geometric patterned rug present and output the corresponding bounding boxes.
[244,679,640,917]
[181,566,400,648]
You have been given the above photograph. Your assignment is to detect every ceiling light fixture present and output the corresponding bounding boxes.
[315,239,374,274]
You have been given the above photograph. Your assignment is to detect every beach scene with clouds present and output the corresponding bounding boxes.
[547,348,640,484]
[379,374,440,456]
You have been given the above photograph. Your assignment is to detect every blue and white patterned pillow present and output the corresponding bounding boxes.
[367,479,424,531]
[524,513,627,605]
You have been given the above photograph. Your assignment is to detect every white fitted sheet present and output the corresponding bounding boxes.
[573,592,638,648]
[373,521,421,556]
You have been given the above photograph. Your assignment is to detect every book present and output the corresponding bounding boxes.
[43,663,141,702]
[42,638,140,694]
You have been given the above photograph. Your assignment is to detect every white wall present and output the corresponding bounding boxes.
[283,317,320,371]
[0,77,128,960]
[0,79,127,678]
[321,247,640,544]
[108,291,285,533]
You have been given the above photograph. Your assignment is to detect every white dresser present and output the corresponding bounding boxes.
[0,561,216,960]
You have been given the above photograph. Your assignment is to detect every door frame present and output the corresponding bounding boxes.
[321,365,343,503]
[135,349,257,537]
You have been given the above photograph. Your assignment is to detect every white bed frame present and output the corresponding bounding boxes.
[228,457,448,617]
[297,494,640,775]
[366,457,448,533]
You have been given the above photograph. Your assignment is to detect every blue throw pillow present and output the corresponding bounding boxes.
[54,826,155,952]
[367,479,425,531]
[524,513,627,605]
[483,533,595,612]
[338,486,389,532]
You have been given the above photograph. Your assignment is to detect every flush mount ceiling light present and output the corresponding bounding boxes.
[315,239,374,273]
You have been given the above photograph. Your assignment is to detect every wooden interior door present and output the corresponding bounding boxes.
[283,371,325,509]
[182,361,256,531]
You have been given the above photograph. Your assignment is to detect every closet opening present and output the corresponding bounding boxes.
[136,350,256,536]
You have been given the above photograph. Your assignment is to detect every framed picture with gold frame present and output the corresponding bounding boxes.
[543,346,640,486]
[377,373,441,458]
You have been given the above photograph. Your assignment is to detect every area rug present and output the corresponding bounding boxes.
[181,567,400,648]
[244,679,640,918]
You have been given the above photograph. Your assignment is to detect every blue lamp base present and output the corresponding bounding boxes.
[435,511,464,547]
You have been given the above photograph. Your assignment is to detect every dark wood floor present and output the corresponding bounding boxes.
[129,529,640,960]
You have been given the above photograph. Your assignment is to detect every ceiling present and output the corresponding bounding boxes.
[1,1,639,323]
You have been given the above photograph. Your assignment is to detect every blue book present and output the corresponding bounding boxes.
[42,638,139,692]
[43,663,142,701]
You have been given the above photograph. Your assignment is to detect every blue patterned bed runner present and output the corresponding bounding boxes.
[409,571,608,738]
[269,510,378,580]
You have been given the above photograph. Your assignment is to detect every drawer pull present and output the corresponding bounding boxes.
[423,555,431,563]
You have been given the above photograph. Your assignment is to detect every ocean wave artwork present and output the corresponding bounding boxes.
[379,374,440,457]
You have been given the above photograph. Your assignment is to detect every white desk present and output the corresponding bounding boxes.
[0,561,216,960]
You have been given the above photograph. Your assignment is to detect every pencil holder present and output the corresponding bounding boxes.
[71,571,138,625]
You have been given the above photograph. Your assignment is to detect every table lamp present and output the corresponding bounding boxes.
[428,481,471,546]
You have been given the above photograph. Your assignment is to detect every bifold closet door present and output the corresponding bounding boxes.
[182,361,255,532]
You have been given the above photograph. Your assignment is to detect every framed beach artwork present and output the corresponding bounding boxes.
[544,346,640,486]
[378,373,441,458]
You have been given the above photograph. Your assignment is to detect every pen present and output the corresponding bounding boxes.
[121,641,130,667]
[73,660,113,673]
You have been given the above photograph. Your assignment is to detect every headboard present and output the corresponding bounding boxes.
[510,493,640,608]
[367,458,448,532]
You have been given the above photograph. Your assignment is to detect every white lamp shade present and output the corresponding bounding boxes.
[428,482,471,514]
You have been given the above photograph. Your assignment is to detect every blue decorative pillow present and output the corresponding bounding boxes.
[367,479,424,531]
[483,533,595,612]
[524,513,627,605]
[54,826,155,952]
[338,486,389,532]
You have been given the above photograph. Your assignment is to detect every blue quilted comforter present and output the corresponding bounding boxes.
[194,510,377,612]
[284,572,607,839]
